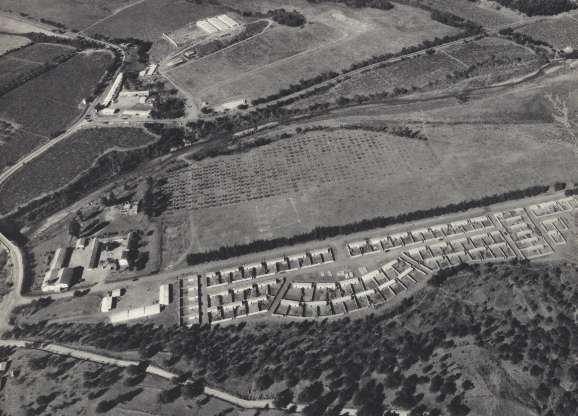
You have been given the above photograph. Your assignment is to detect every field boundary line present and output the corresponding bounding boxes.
[439,49,469,69]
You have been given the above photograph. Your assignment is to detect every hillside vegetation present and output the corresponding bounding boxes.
[493,0,576,16]
[6,261,578,416]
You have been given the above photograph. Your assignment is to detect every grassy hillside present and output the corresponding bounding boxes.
[6,261,578,415]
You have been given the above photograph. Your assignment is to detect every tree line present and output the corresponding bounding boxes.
[185,185,549,265]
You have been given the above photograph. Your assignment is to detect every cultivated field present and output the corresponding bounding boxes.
[0,50,113,136]
[86,0,228,40]
[161,64,578,250]
[0,33,30,56]
[516,15,578,48]
[0,42,76,92]
[168,2,460,107]
[9,42,74,62]
[0,127,156,214]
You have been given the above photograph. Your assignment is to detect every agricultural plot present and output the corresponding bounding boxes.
[0,33,30,56]
[444,36,536,66]
[0,130,46,173]
[516,16,578,48]
[0,0,133,30]
[0,50,113,136]
[0,57,38,88]
[8,42,74,62]
[86,0,227,40]
[333,52,462,97]
[0,128,156,214]
[168,2,459,107]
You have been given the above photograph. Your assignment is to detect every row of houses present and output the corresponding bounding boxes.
[204,247,334,288]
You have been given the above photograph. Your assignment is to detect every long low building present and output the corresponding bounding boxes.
[101,72,124,107]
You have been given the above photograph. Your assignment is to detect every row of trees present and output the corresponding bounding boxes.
[185,185,549,265]
[306,0,394,11]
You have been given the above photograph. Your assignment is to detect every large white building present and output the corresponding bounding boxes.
[101,72,124,107]
[196,14,240,35]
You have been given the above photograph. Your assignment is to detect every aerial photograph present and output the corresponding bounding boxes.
[0,0,577,415]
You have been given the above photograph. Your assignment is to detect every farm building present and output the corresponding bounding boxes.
[196,19,219,34]
[101,72,124,107]
[122,109,151,118]
[196,14,239,34]
[160,283,172,305]
[87,238,102,269]
[138,64,158,78]
[43,247,68,284]
[99,108,117,116]
[222,98,248,110]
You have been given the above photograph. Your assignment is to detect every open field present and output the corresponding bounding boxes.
[160,64,578,250]
[516,15,578,48]
[0,33,30,56]
[0,50,113,136]
[0,0,133,30]
[0,128,156,214]
[168,2,460,107]
[0,13,56,34]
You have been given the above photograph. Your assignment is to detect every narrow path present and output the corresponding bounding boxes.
[439,49,469,69]
[81,0,148,32]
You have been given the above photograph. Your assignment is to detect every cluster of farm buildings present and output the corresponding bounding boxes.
[99,71,154,118]
[41,232,137,293]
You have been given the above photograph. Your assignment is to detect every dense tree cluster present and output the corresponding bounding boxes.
[493,0,576,16]
[306,0,394,11]
[268,9,307,26]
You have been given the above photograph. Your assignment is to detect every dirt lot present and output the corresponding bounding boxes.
[0,49,113,137]
[516,14,578,48]
[168,1,459,107]
[0,127,156,214]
